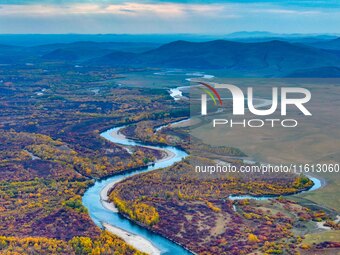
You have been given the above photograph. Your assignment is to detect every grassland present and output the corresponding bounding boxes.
[303,230,340,245]
[189,79,340,213]
[1,61,339,255]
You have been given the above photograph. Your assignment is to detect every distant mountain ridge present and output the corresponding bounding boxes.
[287,66,340,78]
[308,38,340,50]
[88,39,340,76]
[1,38,340,77]
[39,41,159,61]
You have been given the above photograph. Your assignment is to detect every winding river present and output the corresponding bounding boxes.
[82,126,192,255]
[83,123,323,255]
[82,82,323,255]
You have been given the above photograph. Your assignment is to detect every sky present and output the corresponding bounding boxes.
[1,0,340,34]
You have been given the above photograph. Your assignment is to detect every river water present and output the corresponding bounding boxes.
[82,127,192,255]
[83,80,323,254]
[83,125,323,254]
[229,176,322,201]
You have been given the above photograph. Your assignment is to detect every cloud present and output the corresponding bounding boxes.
[119,8,136,13]
[0,1,339,34]
[0,0,339,9]
[0,3,230,17]
[251,8,321,15]
[0,1,335,18]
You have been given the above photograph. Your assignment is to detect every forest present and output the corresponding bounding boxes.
[0,57,339,255]
[109,156,340,255]
[0,63,186,254]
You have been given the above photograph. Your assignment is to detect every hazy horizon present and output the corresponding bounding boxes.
[0,31,339,35]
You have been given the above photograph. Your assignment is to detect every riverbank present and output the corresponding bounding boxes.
[100,181,118,213]
[99,141,176,213]
[99,125,328,255]
[229,174,325,201]
[83,126,193,255]
[83,79,334,255]
[307,173,328,189]
[100,127,176,208]
[109,128,176,163]
[103,223,161,255]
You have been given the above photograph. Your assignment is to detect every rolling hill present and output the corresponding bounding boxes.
[88,40,340,76]
[309,37,340,50]
[287,66,340,77]
[1,38,340,77]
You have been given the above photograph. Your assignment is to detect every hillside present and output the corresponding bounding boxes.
[309,37,340,50]
[1,39,340,76]
[89,40,340,76]
[287,66,340,77]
